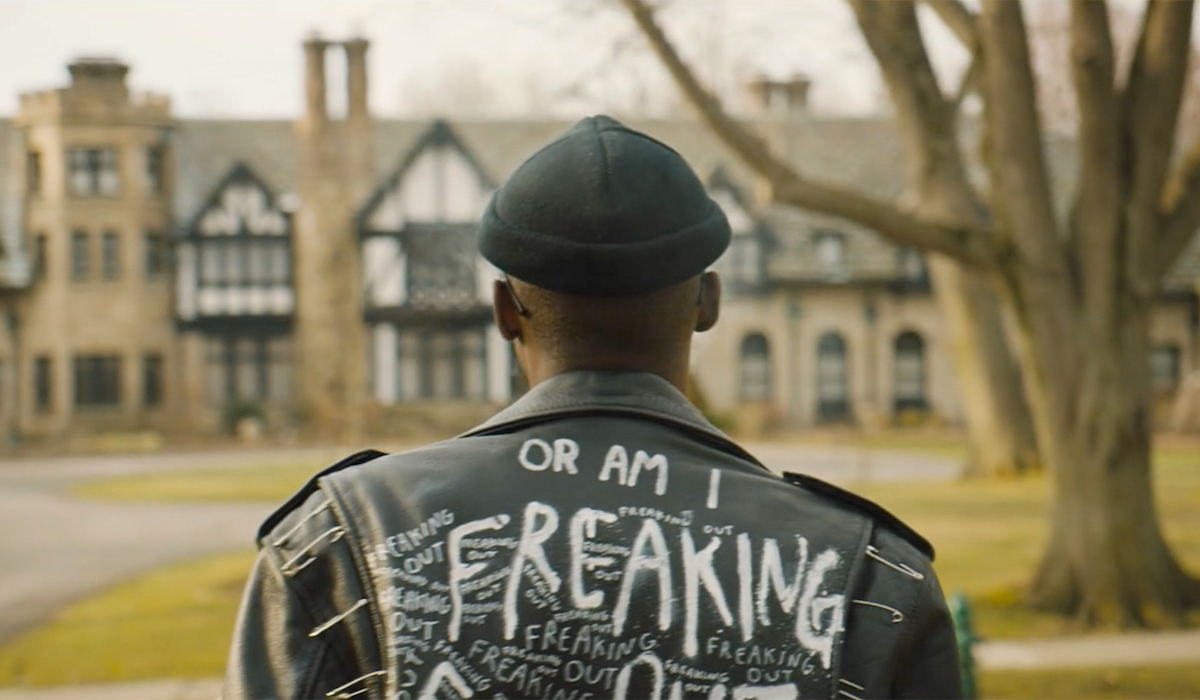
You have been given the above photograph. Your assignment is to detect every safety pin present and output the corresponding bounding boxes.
[326,670,386,699]
[865,545,925,580]
[310,599,369,638]
[852,599,904,623]
[273,501,332,547]
[281,527,345,575]
[838,689,863,700]
[840,678,865,691]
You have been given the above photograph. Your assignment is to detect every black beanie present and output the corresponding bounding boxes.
[478,115,731,296]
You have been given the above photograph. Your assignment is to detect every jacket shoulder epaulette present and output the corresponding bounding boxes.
[255,449,389,544]
[781,471,935,561]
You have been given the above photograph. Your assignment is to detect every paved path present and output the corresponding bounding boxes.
[0,489,271,645]
[0,446,362,645]
[974,628,1200,669]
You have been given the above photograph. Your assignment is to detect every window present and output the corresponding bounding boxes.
[814,232,846,277]
[32,233,47,278]
[102,231,120,280]
[144,231,166,277]
[67,147,119,197]
[730,238,761,286]
[74,355,121,406]
[817,332,851,421]
[739,333,772,401]
[26,151,41,196]
[143,353,163,407]
[146,145,165,194]
[34,356,52,412]
[409,329,486,401]
[1151,345,1181,391]
[893,331,927,412]
[71,230,89,280]
[898,248,926,282]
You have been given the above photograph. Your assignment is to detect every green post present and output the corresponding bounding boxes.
[949,592,977,699]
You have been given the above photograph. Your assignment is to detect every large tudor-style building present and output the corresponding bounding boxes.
[0,41,1197,444]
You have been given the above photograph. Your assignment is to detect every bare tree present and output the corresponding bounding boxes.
[623,0,1200,626]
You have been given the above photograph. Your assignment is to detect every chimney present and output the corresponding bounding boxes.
[344,38,369,123]
[303,35,328,127]
[68,57,130,95]
[747,74,810,116]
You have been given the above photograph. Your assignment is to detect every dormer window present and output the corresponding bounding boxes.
[68,147,119,197]
[814,231,846,276]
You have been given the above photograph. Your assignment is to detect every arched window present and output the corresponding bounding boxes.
[817,332,850,421]
[740,333,772,401]
[893,331,927,412]
[1151,344,1181,391]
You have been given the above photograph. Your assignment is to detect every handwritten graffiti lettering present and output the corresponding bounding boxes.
[505,502,564,639]
[599,445,669,495]
[448,514,511,641]
[519,438,583,475]
[682,529,734,657]
[375,449,852,698]
[570,508,618,609]
[383,510,455,556]
[612,518,673,636]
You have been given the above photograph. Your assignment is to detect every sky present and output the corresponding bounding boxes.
[0,0,938,120]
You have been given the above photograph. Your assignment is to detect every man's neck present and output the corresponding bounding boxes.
[520,350,692,394]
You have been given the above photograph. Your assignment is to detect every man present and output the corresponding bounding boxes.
[225,116,961,699]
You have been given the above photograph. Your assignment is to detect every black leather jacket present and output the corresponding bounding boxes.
[225,372,961,699]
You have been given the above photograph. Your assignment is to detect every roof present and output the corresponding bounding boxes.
[2,112,1197,293]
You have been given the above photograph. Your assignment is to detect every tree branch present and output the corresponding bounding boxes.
[849,1,987,225]
[924,0,978,50]
[1123,0,1196,288]
[977,0,1067,275]
[620,0,1002,268]
[1068,0,1123,320]
[922,0,982,113]
[1156,139,1200,278]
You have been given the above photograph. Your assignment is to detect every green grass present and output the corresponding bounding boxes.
[856,443,1200,640]
[980,664,1200,699]
[70,463,322,502]
[0,550,256,688]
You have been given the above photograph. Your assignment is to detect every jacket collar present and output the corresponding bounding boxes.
[463,370,725,440]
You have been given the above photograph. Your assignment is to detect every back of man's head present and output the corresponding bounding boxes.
[478,116,731,384]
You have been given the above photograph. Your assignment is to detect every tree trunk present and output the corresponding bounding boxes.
[1024,297,1200,624]
[927,256,1040,476]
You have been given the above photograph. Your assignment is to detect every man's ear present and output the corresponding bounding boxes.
[493,279,522,341]
[695,271,721,333]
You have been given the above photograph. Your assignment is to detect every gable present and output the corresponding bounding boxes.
[188,163,289,238]
[360,121,494,233]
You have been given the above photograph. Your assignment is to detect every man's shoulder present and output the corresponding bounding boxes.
[255,439,502,544]
[779,470,935,562]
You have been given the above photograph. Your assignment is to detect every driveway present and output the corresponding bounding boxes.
[0,446,359,645]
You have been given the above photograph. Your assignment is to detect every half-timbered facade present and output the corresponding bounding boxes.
[176,163,294,418]
[357,121,511,407]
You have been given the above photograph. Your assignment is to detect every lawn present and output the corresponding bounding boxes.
[0,550,256,687]
[70,462,323,502]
